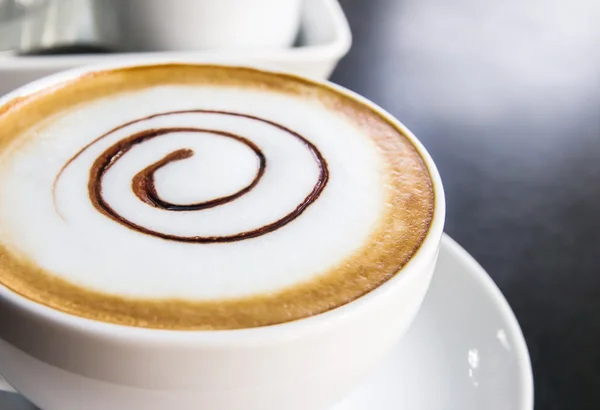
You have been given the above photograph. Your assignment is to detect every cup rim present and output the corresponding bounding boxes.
[0,57,446,346]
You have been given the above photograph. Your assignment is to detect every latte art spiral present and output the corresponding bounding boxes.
[0,64,436,330]
[54,110,329,243]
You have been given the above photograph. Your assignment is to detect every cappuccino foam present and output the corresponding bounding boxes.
[0,65,434,329]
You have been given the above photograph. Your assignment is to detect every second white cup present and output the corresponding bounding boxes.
[108,0,303,51]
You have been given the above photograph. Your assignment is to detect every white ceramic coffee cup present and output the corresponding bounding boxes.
[107,0,303,51]
[0,59,445,410]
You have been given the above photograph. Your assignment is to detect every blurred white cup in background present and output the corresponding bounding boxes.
[109,0,303,51]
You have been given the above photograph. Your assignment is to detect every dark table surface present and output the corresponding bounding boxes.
[332,1,600,409]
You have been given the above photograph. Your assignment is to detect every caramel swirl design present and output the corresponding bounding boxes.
[53,110,329,243]
[0,65,436,330]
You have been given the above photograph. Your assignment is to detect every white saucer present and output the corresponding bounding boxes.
[0,235,533,410]
[334,235,534,410]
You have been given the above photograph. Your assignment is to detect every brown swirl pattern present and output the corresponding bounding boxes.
[53,110,329,243]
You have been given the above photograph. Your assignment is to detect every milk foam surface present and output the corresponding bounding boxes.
[0,86,384,300]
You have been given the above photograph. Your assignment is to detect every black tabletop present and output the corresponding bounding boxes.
[332,1,600,409]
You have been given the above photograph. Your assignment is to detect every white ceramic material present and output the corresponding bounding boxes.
[0,0,351,96]
[335,235,534,410]
[0,235,534,410]
[0,59,445,410]
[107,0,302,51]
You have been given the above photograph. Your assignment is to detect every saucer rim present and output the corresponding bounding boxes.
[441,233,534,410]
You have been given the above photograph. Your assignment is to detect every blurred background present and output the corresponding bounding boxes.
[1,0,599,409]
[332,2,600,410]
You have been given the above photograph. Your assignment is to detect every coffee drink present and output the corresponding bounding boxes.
[0,64,435,330]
